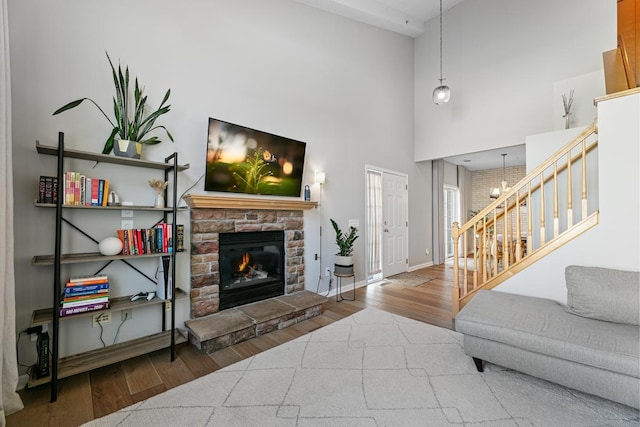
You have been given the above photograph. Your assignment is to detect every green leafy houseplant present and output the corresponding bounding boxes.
[53,52,173,155]
[330,218,358,257]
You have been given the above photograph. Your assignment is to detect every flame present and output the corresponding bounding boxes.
[237,252,251,272]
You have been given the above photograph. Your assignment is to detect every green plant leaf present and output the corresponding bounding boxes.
[52,99,86,115]
[102,127,119,154]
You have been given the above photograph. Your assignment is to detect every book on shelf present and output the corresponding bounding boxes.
[62,291,110,302]
[63,284,109,296]
[91,178,99,205]
[62,296,109,308]
[38,176,59,204]
[59,301,110,317]
[67,275,109,285]
[115,224,172,256]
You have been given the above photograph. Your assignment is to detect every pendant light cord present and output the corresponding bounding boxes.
[439,0,443,84]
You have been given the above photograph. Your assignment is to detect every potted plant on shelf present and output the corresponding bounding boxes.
[52,52,173,158]
[330,218,358,275]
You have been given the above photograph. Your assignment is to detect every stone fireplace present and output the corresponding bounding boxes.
[186,195,317,319]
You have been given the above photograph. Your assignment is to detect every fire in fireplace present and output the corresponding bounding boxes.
[219,230,285,310]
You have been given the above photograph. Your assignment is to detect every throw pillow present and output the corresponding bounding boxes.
[565,265,640,325]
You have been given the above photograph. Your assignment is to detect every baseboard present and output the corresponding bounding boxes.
[408,261,433,272]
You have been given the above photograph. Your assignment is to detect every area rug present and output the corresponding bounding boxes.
[84,308,639,426]
[382,272,436,287]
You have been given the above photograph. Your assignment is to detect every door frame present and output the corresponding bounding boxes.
[364,164,409,283]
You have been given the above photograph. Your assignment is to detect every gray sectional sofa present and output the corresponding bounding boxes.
[455,265,640,409]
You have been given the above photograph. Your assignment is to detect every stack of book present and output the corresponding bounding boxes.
[117,223,172,255]
[38,176,59,204]
[60,275,110,317]
[61,171,110,206]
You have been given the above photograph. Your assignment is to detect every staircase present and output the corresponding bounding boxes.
[451,121,600,316]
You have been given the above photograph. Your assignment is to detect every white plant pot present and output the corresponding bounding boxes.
[334,255,354,275]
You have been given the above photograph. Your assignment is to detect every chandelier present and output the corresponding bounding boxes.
[489,154,510,199]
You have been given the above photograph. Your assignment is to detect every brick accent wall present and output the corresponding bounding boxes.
[471,165,527,236]
[471,165,526,214]
[190,208,305,318]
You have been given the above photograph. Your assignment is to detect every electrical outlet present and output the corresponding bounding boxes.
[92,311,112,328]
[426,248,430,255]
[325,267,331,277]
[165,301,172,312]
[121,309,133,321]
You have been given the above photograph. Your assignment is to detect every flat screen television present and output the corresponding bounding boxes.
[205,118,307,197]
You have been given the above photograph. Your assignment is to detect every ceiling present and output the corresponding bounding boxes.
[296,0,465,38]
[298,0,526,171]
[443,145,526,171]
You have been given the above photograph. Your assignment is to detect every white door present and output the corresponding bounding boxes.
[382,171,408,277]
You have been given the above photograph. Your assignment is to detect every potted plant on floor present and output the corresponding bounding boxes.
[330,218,358,275]
[53,52,173,158]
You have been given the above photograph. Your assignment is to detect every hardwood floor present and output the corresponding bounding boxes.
[7,263,455,427]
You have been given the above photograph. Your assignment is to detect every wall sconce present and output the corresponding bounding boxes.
[314,171,326,185]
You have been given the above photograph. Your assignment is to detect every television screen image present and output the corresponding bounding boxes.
[205,118,307,197]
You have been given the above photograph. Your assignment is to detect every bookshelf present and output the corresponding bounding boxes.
[30,133,189,401]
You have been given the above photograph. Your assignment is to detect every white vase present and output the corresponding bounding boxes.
[154,193,165,209]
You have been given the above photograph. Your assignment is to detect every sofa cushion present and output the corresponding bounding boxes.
[455,291,640,378]
[565,265,640,326]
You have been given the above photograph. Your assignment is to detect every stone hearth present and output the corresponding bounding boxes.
[184,290,328,353]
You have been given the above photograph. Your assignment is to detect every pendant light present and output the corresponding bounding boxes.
[432,0,450,104]
[489,154,510,199]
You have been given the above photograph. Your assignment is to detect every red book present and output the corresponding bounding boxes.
[91,178,99,206]
[136,229,144,254]
[162,223,168,253]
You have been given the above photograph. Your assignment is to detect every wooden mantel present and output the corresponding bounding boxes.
[183,194,318,210]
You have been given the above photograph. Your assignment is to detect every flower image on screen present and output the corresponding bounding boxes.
[205,118,307,197]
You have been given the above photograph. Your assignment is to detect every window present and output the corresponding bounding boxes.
[444,185,460,258]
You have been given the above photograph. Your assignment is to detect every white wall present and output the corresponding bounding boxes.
[8,0,430,358]
[497,93,640,303]
[414,0,616,162]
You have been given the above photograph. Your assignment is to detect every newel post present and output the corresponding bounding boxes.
[451,222,461,317]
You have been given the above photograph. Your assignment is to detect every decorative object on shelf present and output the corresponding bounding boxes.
[304,185,310,201]
[113,139,142,159]
[489,153,510,199]
[98,236,124,256]
[432,0,451,105]
[330,218,358,275]
[562,89,575,129]
[149,179,168,208]
[52,52,174,157]
[107,190,121,206]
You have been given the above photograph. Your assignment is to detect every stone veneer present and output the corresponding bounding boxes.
[190,208,305,318]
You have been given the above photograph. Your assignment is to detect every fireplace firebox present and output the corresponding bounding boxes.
[219,230,285,310]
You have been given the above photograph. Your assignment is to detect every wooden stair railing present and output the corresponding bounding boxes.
[451,121,600,316]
